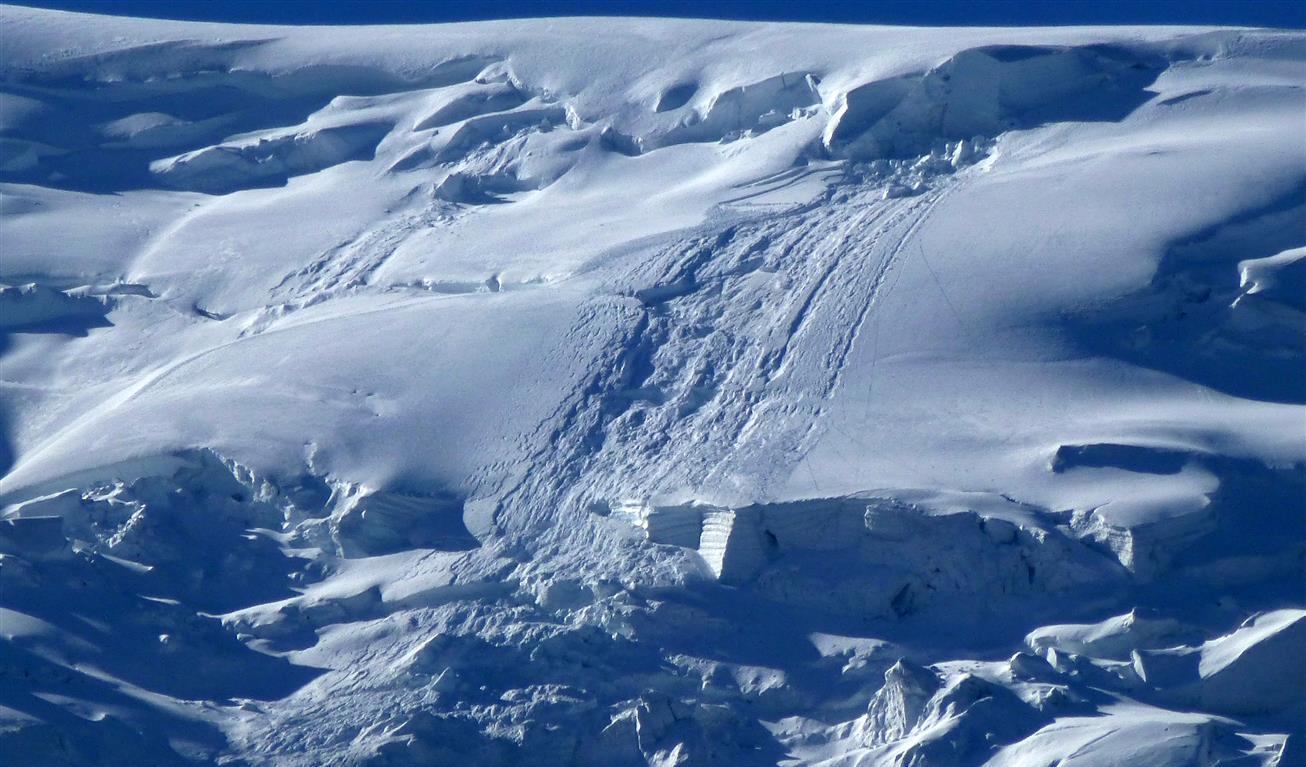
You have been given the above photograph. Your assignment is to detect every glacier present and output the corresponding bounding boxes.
[0,6,1303,766]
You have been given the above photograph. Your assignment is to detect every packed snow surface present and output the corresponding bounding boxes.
[1,6,1303,766]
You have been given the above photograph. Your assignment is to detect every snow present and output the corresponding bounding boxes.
[0,5,1303,766]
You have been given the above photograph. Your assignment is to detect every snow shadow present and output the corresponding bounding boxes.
[1067,185,1306,404]
[1,41,496,193]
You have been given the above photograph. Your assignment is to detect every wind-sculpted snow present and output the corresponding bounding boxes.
[822,44,1164,160]
[1,7,1304,766]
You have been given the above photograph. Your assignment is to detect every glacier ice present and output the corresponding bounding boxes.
[1,7,1303,766]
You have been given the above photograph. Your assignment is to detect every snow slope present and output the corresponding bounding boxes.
[1,6,1303,766]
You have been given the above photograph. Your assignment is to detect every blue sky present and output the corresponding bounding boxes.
[10,0,1306,29]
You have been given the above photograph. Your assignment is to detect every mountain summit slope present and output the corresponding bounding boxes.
[1,7,1303,766]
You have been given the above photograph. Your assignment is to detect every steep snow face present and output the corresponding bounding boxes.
[1,7,1304,767]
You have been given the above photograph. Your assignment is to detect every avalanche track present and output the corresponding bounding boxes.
[1,8,1304,767]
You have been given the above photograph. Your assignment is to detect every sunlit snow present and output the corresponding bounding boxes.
[1,7,1303,766]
